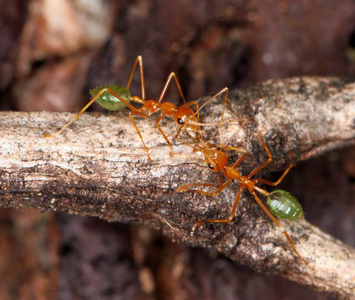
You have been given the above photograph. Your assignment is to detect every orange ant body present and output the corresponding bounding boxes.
[45,56,201,160]
[178,132,313,269]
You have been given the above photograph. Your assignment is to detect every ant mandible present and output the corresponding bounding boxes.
[177,132,313,270]
[44,56,201,160]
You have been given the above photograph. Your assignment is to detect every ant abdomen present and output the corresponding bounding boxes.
[90,85,131,111]
[267,190,304,220]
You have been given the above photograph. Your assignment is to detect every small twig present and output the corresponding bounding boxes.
[0,77,354,298]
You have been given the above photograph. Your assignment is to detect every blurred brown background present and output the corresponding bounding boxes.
[0,0,354,299]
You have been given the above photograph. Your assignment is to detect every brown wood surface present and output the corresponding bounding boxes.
[1,77,354,298]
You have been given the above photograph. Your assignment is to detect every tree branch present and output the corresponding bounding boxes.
[1,77,354,298]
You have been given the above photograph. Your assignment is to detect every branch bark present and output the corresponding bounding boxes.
[1,77,354,298]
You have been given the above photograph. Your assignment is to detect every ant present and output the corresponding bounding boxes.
[44,56,202,160]
[177,132,313,270]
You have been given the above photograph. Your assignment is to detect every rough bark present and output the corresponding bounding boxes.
[0,77,354,299]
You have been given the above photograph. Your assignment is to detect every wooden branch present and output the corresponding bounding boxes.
[0,77,354,298]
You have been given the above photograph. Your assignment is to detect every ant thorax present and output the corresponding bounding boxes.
[161,102,177,115]
[224,165,240,180]
[143,100,160,113]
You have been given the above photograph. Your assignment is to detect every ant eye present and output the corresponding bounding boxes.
[208,163,214,170]
[178,118,184,124]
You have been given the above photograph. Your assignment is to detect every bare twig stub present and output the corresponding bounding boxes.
[0,77,354,298]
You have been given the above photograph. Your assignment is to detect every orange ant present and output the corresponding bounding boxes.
[177,132,313,269]
[44,56,202,160]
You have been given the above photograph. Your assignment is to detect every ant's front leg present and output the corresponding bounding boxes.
[155,114,174,156]
[126,55,146,100]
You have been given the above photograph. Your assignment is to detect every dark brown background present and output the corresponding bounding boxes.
[0,0,354,299]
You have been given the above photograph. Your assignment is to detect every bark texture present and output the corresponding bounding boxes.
[0,77,354,298]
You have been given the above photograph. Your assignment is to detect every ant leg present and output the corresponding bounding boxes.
[248,132,273,178]
[185,118,248,145]
[44,88,137,138]
[174,124,184,142]
[190,118,248,127]
[185,89,247,147]
[187,118,247,127]
[130,95,146,105]
[177,180,232,196]
[257,164,293,186]
[155,114,174,156]
[129,110,152,161]
[191,188,243,234]
[232,151,248,169]
[219,117,248,147]
[219,145,247,156]
[219,87,229,146]
[217,170,224,186]
[256,149,297,184]
[252,191,314,270]
[192,87,229,145]
[195,87,228,113]
[158,72,187,104]
[126,56,146,100]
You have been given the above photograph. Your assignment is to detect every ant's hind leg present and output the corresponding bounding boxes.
[43,94,100,138]
[126,56,146,100]
[257,149,296,186]
[43,88,136,138]
[248,132,273,178]
[191,189,243,235]
[252,192,314,270]
[257,164,293,186]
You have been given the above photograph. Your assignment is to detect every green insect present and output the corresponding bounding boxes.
[267,190,304,220]
[44,56,202,161]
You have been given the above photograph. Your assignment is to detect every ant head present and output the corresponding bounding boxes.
[174,108,197,128]
[193,147,228,173]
